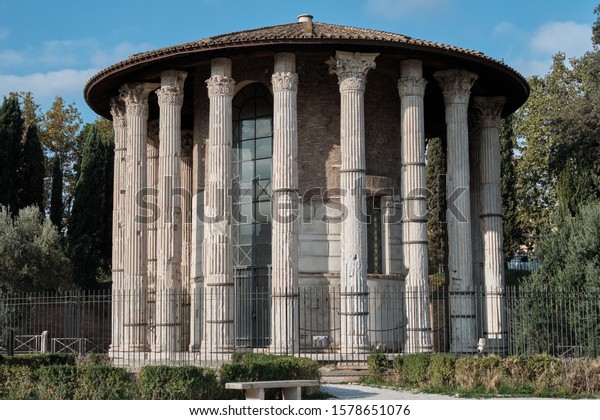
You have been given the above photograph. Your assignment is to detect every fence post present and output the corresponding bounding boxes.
[7,329,14,356]
[41,330,50,354]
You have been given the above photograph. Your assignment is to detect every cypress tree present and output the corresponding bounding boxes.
[0,96,24,214]
[50,156,64,231]
[69,125,112,288]
[19,124,45,213]
[426,137,448,276]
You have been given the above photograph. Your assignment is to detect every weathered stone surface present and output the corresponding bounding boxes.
[329,50,379,353]
[434,69,478,354]
[399,60,432,353]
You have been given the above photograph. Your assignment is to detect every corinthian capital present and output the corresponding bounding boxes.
[156,86,184,107]
[398,77,427,98]
[110,96,127,129]
[206,75,235,97]
[119,83,157,118]
[471,96,506,129]
[327,51,378,92]
[272,72,299,92]
[434,69,478,105]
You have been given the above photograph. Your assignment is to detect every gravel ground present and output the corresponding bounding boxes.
[322,384,458,400]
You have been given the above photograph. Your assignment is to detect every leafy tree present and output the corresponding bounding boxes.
[68,124,114,288]
[18,124,45,213]
[549,53,600,215]
[40,97,83,223]
[513,68,563,248]
[426,137,447,275]
[0,96,24,214]
[500,115,520,260]
[515,203,600,356]
[0,205,72,293]
[11,91,42,131]
[49,156,64,231]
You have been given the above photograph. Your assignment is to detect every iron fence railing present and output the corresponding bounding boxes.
[1,284,599,367]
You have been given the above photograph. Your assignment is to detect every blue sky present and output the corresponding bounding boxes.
[0,0,597,123]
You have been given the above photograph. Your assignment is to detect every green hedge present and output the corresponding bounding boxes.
[219,353,320,399]
[0,354,76,368]
[0,353,321,400]
[37,365,79,399]
[386,354,600,397]
[137,366,222,400]
[75,365,136,399]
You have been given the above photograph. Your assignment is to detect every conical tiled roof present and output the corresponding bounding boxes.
[84,19,528,118]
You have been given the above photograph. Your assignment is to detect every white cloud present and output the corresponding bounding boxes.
[0,49,26,67]
[493,20,592,77]
[493,21,519,37]
[530,21,592,59]
[0,37,153,75]
[0,68,98,105]
[39,39,99,68]
[364,0,451,20]
[91,42,153,68]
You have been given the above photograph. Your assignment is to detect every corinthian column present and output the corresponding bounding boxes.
[473,96,507,355]
[270,52,300,354]
[398,60,432,353]
[120,83,156,352]
[110,97,126,353]
[190,69,205,352]
[155,70,187,353]
[328,50,378,355]
[147,121,159,351]
[181,130,193,351]
[434,69,478,354]
[203,58,235,353]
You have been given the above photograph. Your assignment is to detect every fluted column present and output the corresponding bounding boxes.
[120,83,156,351]
[109,97,127,353]
[473,96,507,355]
[190,69,205,352]
[328,51,378,354]
[469,117,483,291]
[398,60,432,353]
[181,130,193,351]
[434,69,478,354]
[155,70,187,353]
[270,52,300,354]
[146,121,159,350]
[203,58,235,353]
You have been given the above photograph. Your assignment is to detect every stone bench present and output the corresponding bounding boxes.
[225,379,320,400]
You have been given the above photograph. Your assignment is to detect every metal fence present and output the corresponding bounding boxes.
[1,284,599,367]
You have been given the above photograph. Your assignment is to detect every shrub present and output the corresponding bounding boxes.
[455,356,504,392]
[0,365,37,399]
[77,352,110,366]
[427,354,456,388]
[502,355,563,393]
[560,358,600,395]
[137,365,222,400]
[400,354,431,386]
[1,353,76,368]
[37,365,79,399]
[392,355,404,383]
[367,353,389,378]
[219,354,320,399]
[75,365,135,399]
